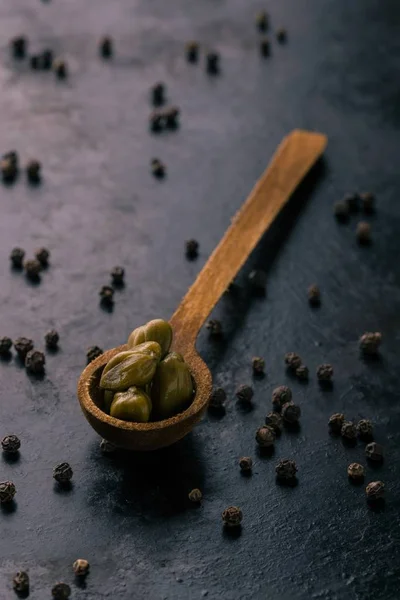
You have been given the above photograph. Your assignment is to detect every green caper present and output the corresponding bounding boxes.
[127,319,172,358]
[151,352,194,420]
[100,342,161,391]
[103,390,114,413]
[110,386,152,422]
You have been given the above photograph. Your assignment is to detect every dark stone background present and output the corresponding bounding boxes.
[1,0,399,598]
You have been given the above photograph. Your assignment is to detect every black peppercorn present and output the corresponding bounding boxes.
[185,239,199,260]
[209,387,226,411]
[275,459,297,481]
[365,480,385,502]
[14,337,34,360]
[35,247,49,266]
[186,41,199,62]
[42,49,53,70]
[260,37,270,57]
[30,54,41,69]
[25,349,46,374]
[248,269,267,292]
[271,385,292,411]
[1,157,17,183]
[45,329,59,349]
[365,442,384,462]
[333,200,349,222]
[87,345,103,363]
[151,158,166,179]
[328,413,345,433]
[1,435,21,454]
[284,352,302,371]
[345,193,360,213]
[10,247,25,269]
[188,488,202,503]
[152,83,165,107]
[53,462,73,484]
[99,285,114,305]
[111,266,124,285]
[317,363,333,381]
[276,28,287,43]
[11,36,27,59]
[308,284,321,306]
[24,259,42,280]
[53,58,68,79]
[73,559,90,576]
[359,332,381,355]
[252,356,265,374]
[149,110,164,133]
[256,12,269,32]
[265,412,283,435]
[357,419,373,441]
[347,462,365,481]
[356,221,371,245]
[282,402,301,424]
[206,51,219,75]
[341,421,357,440]
[0,480,16,503]
[222,506,242,527]
[100,438,116,454]
[26,160,41,183]
[236,384,254,404]
[13,571,29,594]
[0,336,12,355]
[100,36,113,58]
[164,106,180,129]
[295,364,309,381]
[206,319,222,336]
[52,582,71,599]
[239,456,253,472]
[255,425,275,447]
[360,192,375,214]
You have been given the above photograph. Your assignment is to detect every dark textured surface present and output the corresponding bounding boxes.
[1,0,400,599]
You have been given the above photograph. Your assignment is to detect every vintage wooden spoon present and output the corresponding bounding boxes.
[78,129,327,451]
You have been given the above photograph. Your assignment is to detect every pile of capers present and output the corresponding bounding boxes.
[99,319,194,422]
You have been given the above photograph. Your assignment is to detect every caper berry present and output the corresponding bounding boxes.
[110,386,152,422]
[100,342,161,391]
[128,319,172,358]
[151,352,193,420]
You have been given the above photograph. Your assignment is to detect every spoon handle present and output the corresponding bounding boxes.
[170,129,327,352]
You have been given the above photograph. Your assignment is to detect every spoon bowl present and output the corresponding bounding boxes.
[77,130,327,451]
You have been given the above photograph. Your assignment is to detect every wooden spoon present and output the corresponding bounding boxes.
[78,129,327,451]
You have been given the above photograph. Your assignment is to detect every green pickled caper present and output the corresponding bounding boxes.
[110,386,152,422]
[103,390,114,413]
[127,319,172,358]
[151,352,194,420]
[100,341,161,391]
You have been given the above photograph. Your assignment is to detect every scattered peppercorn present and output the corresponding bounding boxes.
[0,480,16,503]
[345,193,360,213]
[35,247,50,266]
[282,402,301,424]
[87,345,103,363]
[1,435,21,454]
[164,106,180,129]
[206,319,222,336]
[209,387,226,411]
[317,363,333,381]
[359,332,382,355]
[185,239,199,260]
[265,412,283,435]
[365,480,385,502]
[151,158,166,179]
[25,159,41,183]
[51,582,71,600]
[256,12,269,31]
[25,349,46,374]
[206,51,219,75]
[255,425,275,447]
[248,269,267,292]
[186,41,199,62]
[1,157,17,183]
[11,36,27,59]
[347,463,365,481]
[10,247,25,269]
[328,413,345,433]
[30,54,40,69]
[239,456,253,472]
[42,49,53,69]
[99,285,114,305]
[100,438,116,454]
[111,266,124,285]
[149,110,164,133]
[45,329,59,349]
[260,37,270,57]
[13,571,29,594]
[236,384,254,404]
[222,506,242,527]
[308,284,321,306]
[333,200,349,222]
[100,36,113,58]
[14,337,34,360]
[252,356,265,374]
[284,352,302,371]
[152,83,165,107]
[275,459,297,481]
[295,364,309,381]
[276,28,287,43]
[188,488,202,503]
[357,419,373,441]
[73,559,90,577]
[271,385,292,411]
[360,192,375,214]
[340,421,357,440]
[24,259,42,280]
[53,462,73,484]
[53,58,68,79]
[356,221,371,245]
[365,442,384,462]
[0,337,12,355]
